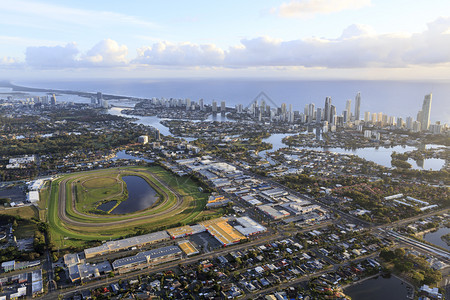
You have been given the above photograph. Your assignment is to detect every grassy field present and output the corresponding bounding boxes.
[75,175,124,213]
[46,166,221,249]
[0,205,39,220]
[14,219,38,239]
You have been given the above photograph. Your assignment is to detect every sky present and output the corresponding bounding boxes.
[1,0,450,80]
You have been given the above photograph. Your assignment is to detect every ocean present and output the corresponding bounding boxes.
[15,78,450,124]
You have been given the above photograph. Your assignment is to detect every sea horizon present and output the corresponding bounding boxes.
[11,78,450,124]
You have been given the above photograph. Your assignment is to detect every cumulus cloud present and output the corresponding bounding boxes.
[134,42,224,66]
[25,43,79,68]
[274,0,371,18]
[83,39,128,66]
[133,18,450,69]
[17,17,450,71]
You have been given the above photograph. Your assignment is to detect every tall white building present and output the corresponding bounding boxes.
[354,92,361,121]
[364,111,370,123]
[345,99,352,121]
[324,97,332,123]
[420,93,432,131]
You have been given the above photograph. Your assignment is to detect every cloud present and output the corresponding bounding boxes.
[134,42,225,66]
[274,0,371,18]
[25,43,79,69]
[339,24,376,39]
[83,39,128,66]
[13,17,450,71]
[24,39,128,69]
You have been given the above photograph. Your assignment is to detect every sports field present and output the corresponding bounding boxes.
[46,166,221,249]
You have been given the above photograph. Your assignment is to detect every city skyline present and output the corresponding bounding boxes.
[1,1,450,80]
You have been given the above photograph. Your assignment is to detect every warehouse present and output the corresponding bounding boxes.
[200,218,246,246]
[258,205,290,220]
[27,190,39,203]
[166,225,206,239]
[233,217,267,236]
[68,261,112,282]
[84,231,170,259]
[112,245,183,273]
[178,240,199,256]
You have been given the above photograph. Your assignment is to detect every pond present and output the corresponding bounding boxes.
[423,227,450,251]
[97,176,159,214]
[345,275,412,300]
[113,150,153,163]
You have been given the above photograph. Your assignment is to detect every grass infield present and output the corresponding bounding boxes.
[45,165,221,249]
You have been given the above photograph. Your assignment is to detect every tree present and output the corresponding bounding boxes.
[394,248,405,258]
[411,271,424,284]
[423,269,442,285]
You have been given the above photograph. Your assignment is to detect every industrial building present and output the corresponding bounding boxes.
[26,190,39,203]
[28,179,44,191]
[31,269,43,296]
[84,231,170,259]
[166,225,205,239]
[1,261,15,272]
[178,240,199,256]
[112,245,182,273]
[258,205,290,220]
[233,217,267,236]
[200,218,246,246]
[68,261,112,282]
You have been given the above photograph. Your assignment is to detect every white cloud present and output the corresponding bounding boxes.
[25,43,79,69]
[339,24,376,39]
[134,42,225,66]
[84,39,128,66]
[274,0,371,18]
[12,17,450,72]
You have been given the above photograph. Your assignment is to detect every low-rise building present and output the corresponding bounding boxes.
[112,245,183,273]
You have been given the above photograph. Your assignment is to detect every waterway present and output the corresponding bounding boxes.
[113,150,153,163]
[345,275,411,300]
[108,105,446,171]
[423,227,450,251]
[97,176,159,214]
[259,133,446,170]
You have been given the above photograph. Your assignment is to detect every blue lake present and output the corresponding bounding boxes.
[423,227,450,251]
[97,175,159,214]
[345,275,411,300]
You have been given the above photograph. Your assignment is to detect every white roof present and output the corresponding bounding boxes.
[1,260,14,267]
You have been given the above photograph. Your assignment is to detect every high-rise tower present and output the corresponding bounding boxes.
[420,93,432,131]
[324,97,332,123]
[345,99,352,121]
[354,92,361,121]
